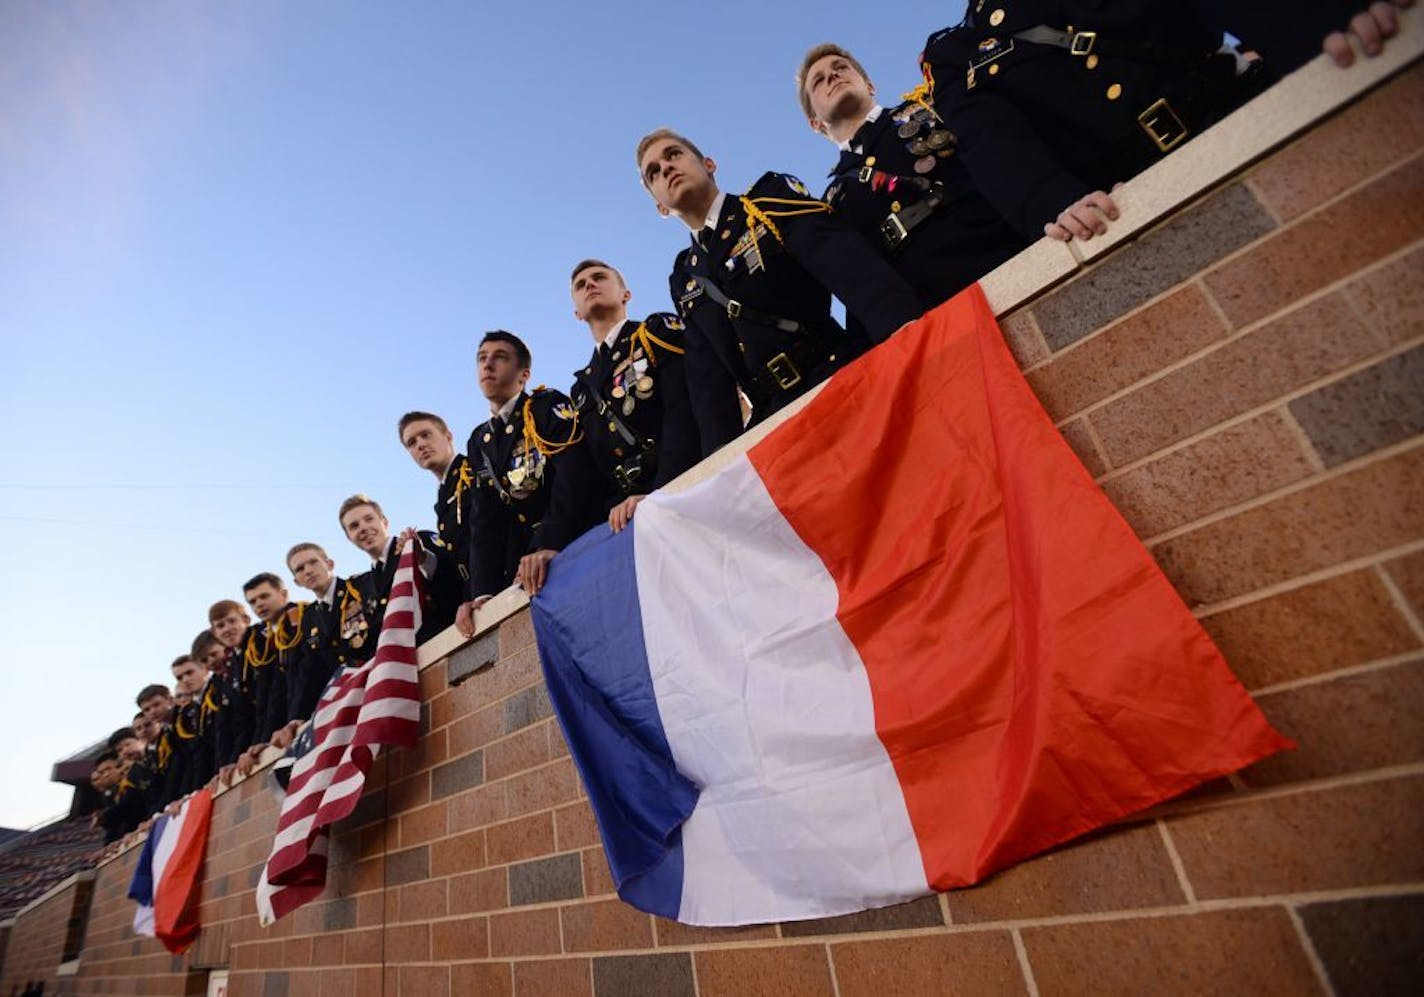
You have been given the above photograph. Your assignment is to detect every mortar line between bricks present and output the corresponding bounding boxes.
[1241,176,1284,227]
[1251,651,1422,698]
[1086,330,1424,489]
[1287,905,1338,997]
[1011,928,1042,997]
[1075,414,1114,475]
[1137,762,1424,823]
[1155,821,1198,905]
[1190,537,1424,619]
[1377,565,1424,643]
[690,942,703,995]
[1275,404,1330,474]
[1139,430,1424,548]
[825,941,843,997]
[1258,144,1424,235]
[1047,237,1424,429]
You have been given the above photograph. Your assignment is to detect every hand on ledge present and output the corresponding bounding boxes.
[236,744,265,777]
[269,720,301,751]
[608,495,645,534]
[1324,0,1413,67]
[516,549,557,597]
[1045,190,1120,242]
[454,596,492,638]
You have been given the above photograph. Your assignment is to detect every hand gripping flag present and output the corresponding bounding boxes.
[531,284,1290,927]
[256,545,424,924]
[126,788,214,952]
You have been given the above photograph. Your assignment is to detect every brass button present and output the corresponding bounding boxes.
[865,156,876,166]
[1085,54,1099,70]
[988,63,1000,76]
[988,8,1005,26]
[1106,83,1122,100]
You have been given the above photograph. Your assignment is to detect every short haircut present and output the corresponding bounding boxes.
[796,43,872,119]
[95,750,118,766]
[286,541,328,566]
[136,684,170,706]
[338,494,385,525]
[634,128,707,175]
[570,258,625,286]
[169,655,193,672]
[398,411,450,440]
[190,629,220,658]
[107,727,137,751]
[242,572,283,594]
[479,330,531,371]
[207,599,245,623]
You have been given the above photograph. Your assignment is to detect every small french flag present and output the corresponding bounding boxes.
[127,788,213,952]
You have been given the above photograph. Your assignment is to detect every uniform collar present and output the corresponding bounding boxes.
[838,104,885,152]
[490,393,522,422]
[687,191,728,241]
[601,319,631,350]
[318,576,338,608]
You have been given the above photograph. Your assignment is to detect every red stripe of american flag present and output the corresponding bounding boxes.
[256,545,424,925]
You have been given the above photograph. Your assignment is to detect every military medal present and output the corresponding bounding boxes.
[925,129,954,150]
[622,396,635,416]
[897,120,922,139]
[914,155,936,174]
[611,385,626,399]
[634,375,654,398]
[909,137,933,156]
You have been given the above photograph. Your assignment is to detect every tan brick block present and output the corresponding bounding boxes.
[451,961,512,996]
[560,898,654,952]
[1205,155,1424,328]
[499,607,537,658]
[399,799,449,848]
[447,703,505,757]
[448,781,509,830]
[1385,549,1424,618]
[1168,774,1424,897]
[486,812,555,865]
[1151,445,1424,607]
[386,771,431,812]
[462,644,542,707]
[489,907,562,958]
[431,915,489,961]
[948,822,1184,923]
[397,879,448,923]
[654,918,778,947]
[696,944,834,997]
[1102,411,1319,539]
[381,923,430,964]
[1027,284,1230,422]
[581,847,615,897]
[513,958,592,997]
[1200,568,1422,689]
[310,933,343,967]
[1249,68,1424,222]
[832,932,1027,997]
[1000,307,1049,367]
[553,801,600,853]
[486,723,554,781]
[1346,243,1424,347]
[1092,293,1377,467]
[431,828,487,878]
[449,868,508,914]
[1057,418,1109,476]
[1243,659,1424,786]
[397,966,449,997]
[1022,908,1320,996]
[549,720,571,759]
[505,758,579,818]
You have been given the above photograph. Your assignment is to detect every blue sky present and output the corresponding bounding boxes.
[0,0,958,827]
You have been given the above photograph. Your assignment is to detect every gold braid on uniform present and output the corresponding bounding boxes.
[175,707,198,740]
[156,735,172,771]
[272,603,306,652]
[738,196,831,261]
[451,461,474,525]
[521,389,584,457]
[903,59,941,121]
[244,628,275,671]
[631,321,684,364]
[199,683,222,732]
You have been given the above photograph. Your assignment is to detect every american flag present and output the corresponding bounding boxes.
[255,545,424,925]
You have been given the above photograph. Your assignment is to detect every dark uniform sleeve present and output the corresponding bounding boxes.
[419,530,462,636]
[528,392,601,553]
[467,431,510,599]
[669,264,746,457]
[646,313,704,488]
[755,173,925,343]
[1194,0,1367,71]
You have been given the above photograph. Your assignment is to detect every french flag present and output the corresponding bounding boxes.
[127,788,213,952]
[532,286,1289,927]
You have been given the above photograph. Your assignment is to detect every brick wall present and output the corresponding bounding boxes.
[0,877,85,995]
[17,44,1423,997]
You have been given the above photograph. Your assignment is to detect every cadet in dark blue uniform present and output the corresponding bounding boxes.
[920,1,1408,242]
[797,44,1029,306]
[285,542,374,736]
[454,331,601,636]
[338,493,460,641]
[399,410,476,587]
[567,258,702,532]
[635,129,925,453]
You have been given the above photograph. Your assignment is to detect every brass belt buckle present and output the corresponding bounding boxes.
[726,299,742,319]
[1070,30,1096,56]
[1138,98,1188,153]
[857,165,874,183]
[880,213,909,248]
[766,353,802,391]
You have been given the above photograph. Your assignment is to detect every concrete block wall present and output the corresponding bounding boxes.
[19,33,1424,997]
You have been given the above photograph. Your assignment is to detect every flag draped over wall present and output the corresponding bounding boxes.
[532,284,1290,927]
[126,788,213,953]
[255,547,424,925]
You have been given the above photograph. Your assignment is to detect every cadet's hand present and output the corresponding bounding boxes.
[455,598,489,638]
[609,496,645,534]
[236,744,264,777]
[270,720,301,751]
[1046,190,1120,241]
[1324,1,1412,67]
[516,549,557,597]
[216,763,237,787]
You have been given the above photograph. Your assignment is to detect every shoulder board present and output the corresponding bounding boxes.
[648,311,685,334]
[752,171,812,198]
[286,604,305,623]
